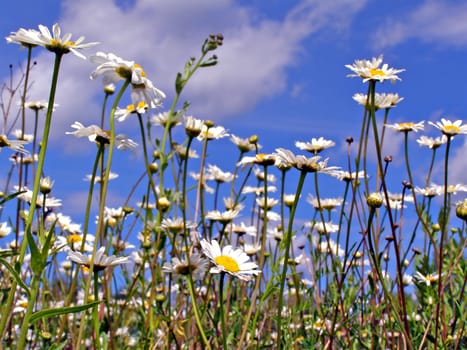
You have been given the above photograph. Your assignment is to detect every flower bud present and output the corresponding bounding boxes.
[455,199,467,221]
[40,176,54,194]
[367,192,383,208]
[149,162,159,174]
[157,197,170,212]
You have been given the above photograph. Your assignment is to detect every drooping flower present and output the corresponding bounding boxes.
[385,121,424,133]
[7,23,98,58]
[67,246,129,272]
[429,118,467,136]
[345,55,405,83]
[90,52,166,107]
[0,134,29,154]
[65,121,138,151]
[200,239,260,281]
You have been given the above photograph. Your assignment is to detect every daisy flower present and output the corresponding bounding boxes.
[12,129,34,142]
[150,111,182,129]
[307,195,343,210]
[84,172,119,184]
[90,51,166,108]
[414,184,443,198]
[197,125,229,141]
[24,100,57,112]
[205,210,239,224]
[67,246,129,272]
[0,222,12,238]
[230,134,258,153]
[429,118,467,136]
[7,23,98,58]
[174,144,199,160]
[413,271,442,286]
[295,137,335,154]
[200,239,260,281]
[238,153,276,167]
[160,217,195,234]
[66,121,138,151]
[274,148,340,174]
[385,121,425,133]
[253,167,276,183]
[352,92,403,110]
[114,101,149,122]
[307,221,339,235]
[227,222,257,237]
[416,135,447,149]
[15,186,62,209]
[345,55,405,83]
[162,252,209,280]
[330,170,367,182]
[184,116,204,137]
[0,134,29,154]
[204,164,236,183]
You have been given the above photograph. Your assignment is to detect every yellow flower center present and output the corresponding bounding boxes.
[19,301,28,308]
[126,103,136,112]
[443,125,460,134]
[426,275,439,283]
[67,234,82,244]
[215,255,240,272]
[399,122,414,129]
[137,101,147,110]
[133,63,147,78]
[370,68,386,76]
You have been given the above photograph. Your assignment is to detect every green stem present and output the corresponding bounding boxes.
[0,52,63,339]
[276,170,307,346]
[187,275,212,350]
[219,272,228,350]
[434,135,452,349]
[75,79,130,348]
[93,271,101,349]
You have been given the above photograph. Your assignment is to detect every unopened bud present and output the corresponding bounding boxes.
[367,192,383,208]
[456,199,467,221]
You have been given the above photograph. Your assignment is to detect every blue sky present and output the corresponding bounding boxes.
[1,0,466,223]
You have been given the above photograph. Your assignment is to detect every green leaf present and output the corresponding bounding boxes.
[175,72,184,94]
[26,229,43,275]
[0,257,30,297]
[0,190,26,206]
[30,301,101,323]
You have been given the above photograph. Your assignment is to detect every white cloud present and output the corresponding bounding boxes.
[6,0,367,146]
[372,0,467,50]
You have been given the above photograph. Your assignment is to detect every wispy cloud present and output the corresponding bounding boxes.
[6,0,366,146]
[372,0,467,50]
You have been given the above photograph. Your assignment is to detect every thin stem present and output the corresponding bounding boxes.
[276,170,307,347]
[0,52,64,339]
[434,135,452,348]
[219,272,228,350]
